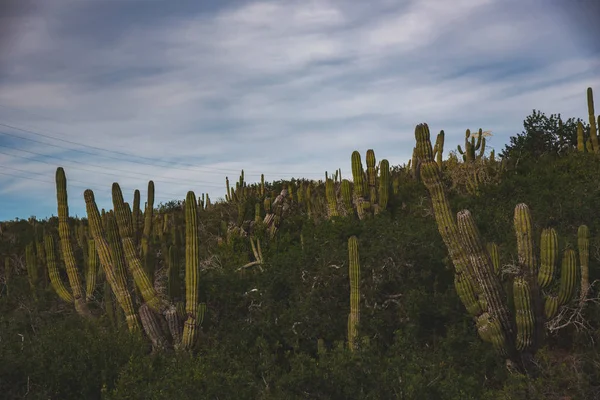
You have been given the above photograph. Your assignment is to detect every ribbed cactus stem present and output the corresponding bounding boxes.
[351,151,366,198]
[104,281,116,328]
[325,178,339,218]
[514,204,544,352]
[55,167,91,317]
[348,236,360,352]
[557,249,577,306]
[433,130,444,168]
[168,245,181,301]
[182,191,200,350]
[538,228,558,288]
[85,239,99,301]
[112,183,164,313]
[132,189,141,245]
[340,179,354,216]
[84,189,140,332]
[141,181,155,280]
[414,124,479,292]
[366,149,377,206]
[487,243,500,275]
[44,234,73,303]
[378,159,390,212]
[577,121,585,152]
[587,87,598,153]
[456,210,515,356]
[351,151,369,219]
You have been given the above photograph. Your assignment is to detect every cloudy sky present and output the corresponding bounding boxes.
[0,0,598,221]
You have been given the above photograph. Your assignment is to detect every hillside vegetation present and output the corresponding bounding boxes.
[1,88,600,399]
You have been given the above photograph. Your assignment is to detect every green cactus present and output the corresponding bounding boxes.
[377,159,390,213]
[55,167,91,317]
[168,245,182,301]
[587,87,598,153]
[457,129,486,162]
[366,149,377,206]
[415,123,589,372]
[577,121,585,152]
[104,281,117,328]
[85,239,99,301]
[348,236,360,352]
[84,189,140,332]
[182,191,201,350]
[325,178,339,218]
[433,130,445,168]
[351,151,369,220]
[112,183,165,313]
[45,234,73,303]
[141,181,155,281]
[340,179,354,217]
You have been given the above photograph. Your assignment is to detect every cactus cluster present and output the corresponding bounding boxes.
[414,123,591,371]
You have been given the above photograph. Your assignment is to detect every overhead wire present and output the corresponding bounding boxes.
[0,144,224,188]
[0,165,182,199]
[0,119,324,177]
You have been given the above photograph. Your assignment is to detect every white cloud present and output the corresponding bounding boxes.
[0,0,597,219]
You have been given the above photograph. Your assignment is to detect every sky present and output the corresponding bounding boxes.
[0,0,598,221]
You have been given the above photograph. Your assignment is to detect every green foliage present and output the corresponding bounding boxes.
[500,109,588,160]
[1,96,600,398]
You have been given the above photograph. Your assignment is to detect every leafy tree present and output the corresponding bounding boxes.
[500,110,588,160]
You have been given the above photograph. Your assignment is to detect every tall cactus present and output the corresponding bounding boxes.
[587,87,598,153]
[325,179,339,218]
[351,151,369,220]
[112,183,164,313]
[182,191,201,350]
[55,167,91,317]
[366,149,377,206]
[377,159,390,213]
[141,181,155,281]
[348,236,360,352]
[84,189,140,331]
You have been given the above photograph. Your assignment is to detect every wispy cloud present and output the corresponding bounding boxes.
[0,0,598,220]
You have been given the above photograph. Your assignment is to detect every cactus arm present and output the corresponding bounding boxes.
[44,234,73,303]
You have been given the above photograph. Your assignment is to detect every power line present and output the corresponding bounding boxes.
[0,144,225,188]
[0,120,324,177]
[0,164,185,199]
[0,169,183,201]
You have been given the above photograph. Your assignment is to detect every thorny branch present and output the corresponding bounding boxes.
[546,279,600,342]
